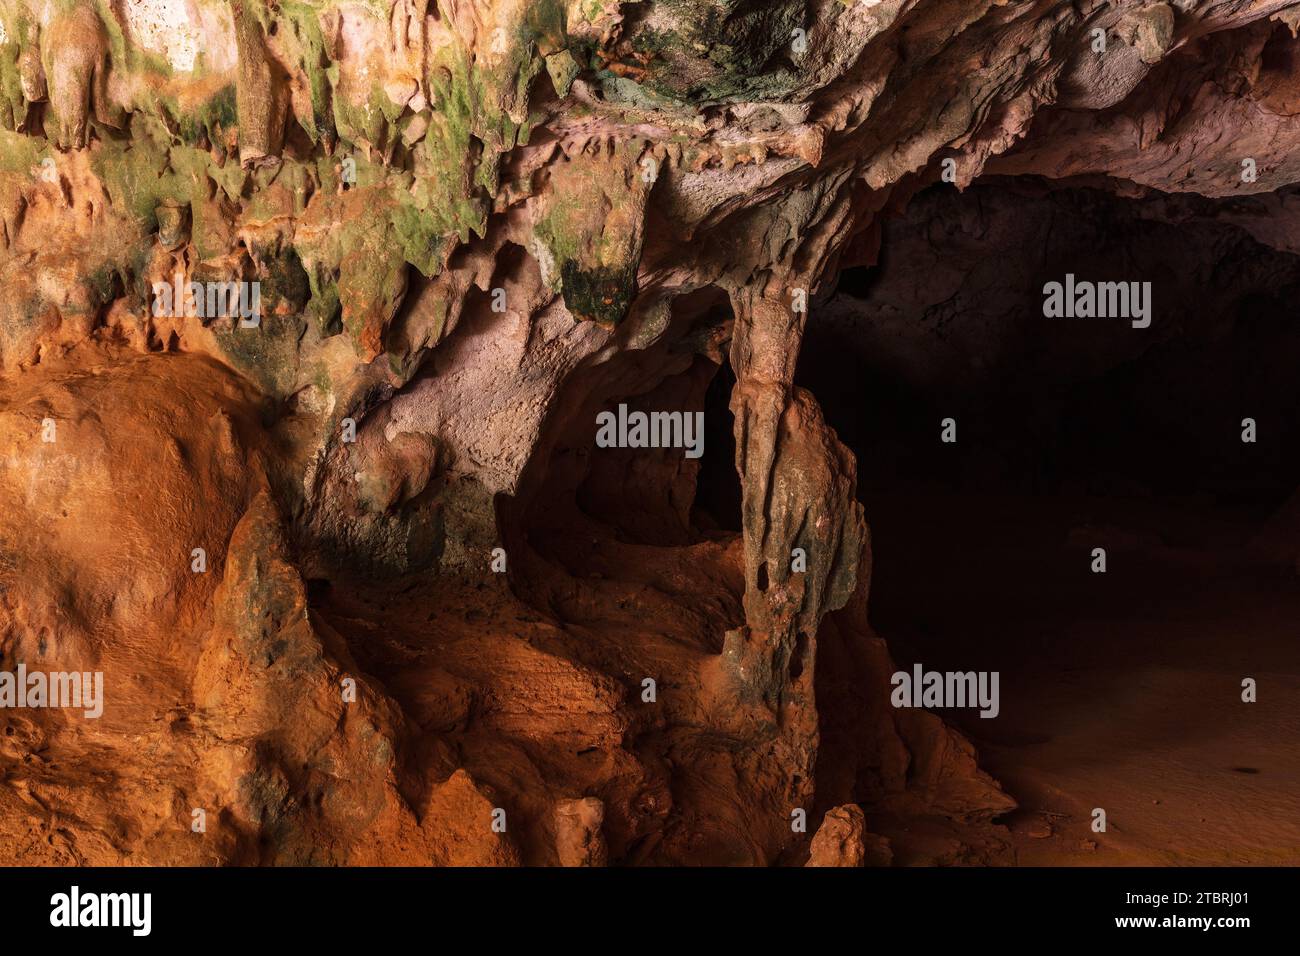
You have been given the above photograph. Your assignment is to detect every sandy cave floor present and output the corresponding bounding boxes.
[871,491,1300,866]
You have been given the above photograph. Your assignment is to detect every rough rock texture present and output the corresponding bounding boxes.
[554,796,608,867]
[1,0,1297,865]
[805,802,893,867]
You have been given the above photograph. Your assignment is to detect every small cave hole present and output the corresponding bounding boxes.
[789,631,808,681]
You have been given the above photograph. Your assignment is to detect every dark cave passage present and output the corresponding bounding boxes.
[799,178,1300,863]
[525,287,743,552]
[692,352,742,533]
[507,290,747,661]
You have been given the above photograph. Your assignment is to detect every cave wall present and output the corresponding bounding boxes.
[1,0,1298,864]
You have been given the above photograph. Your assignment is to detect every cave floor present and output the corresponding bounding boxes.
[869,489,1300,865]
[310,487,1300,866]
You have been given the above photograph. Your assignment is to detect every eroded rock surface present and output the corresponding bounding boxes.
[0,0,1294,865]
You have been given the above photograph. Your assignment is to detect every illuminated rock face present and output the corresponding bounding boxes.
[0,0,1295,865]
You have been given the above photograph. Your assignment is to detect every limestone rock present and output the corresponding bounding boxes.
[0,0,1293,867]
[807,805,892,868]
[554,797,608,867]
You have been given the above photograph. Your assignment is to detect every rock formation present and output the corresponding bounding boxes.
[0,0,1297,865]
